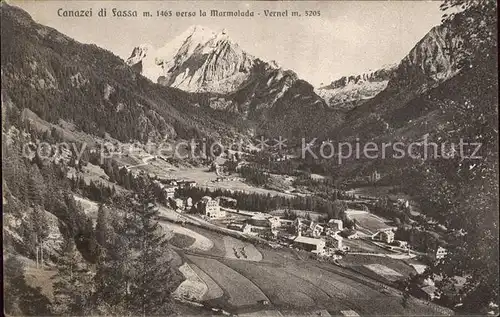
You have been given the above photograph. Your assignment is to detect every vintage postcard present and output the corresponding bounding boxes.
[2,0,498,316]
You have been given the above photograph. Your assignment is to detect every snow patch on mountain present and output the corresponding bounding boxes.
[316,64,397,110]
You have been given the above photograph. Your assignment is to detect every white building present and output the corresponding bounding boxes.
[199,196,225,219]
[243,223,274,237]
[163,186,176,199]
[327,234,343,250]
[372,229,395,244]
[325,219,343,235]
[293,236,326,254]
[173,198,184,210]
[431,246,448,260]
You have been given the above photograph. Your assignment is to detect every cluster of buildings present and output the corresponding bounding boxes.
[226,215,352,256]
[152,178,198,212]
[153,178,197,198]
[227,213,288,238]
[227,215,350,255]
[289,218,348,255]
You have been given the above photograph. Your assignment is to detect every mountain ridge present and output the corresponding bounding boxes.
[0,4,248,145]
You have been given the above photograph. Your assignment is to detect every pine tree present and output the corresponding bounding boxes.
[94,203,111,261]
[52,238,93,315]
[32,206,50,243]
[125,185,176,316]
[27,164,46,206]
[92,231,134,315]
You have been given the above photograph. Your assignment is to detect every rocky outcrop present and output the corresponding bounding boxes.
[387,25,461,90]
[316,65,397,110]
[318,25,460,110]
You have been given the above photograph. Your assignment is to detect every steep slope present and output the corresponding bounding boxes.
[318,25,460,113]
[387,25,461,92]
[1,5,244,145]
[333,24,462,142]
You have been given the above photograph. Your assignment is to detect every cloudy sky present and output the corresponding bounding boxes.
[13,0,443,86]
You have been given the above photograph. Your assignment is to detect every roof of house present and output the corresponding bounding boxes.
[421,285,437,296]
[328,219,343,224]
[340,310,360,316]
[294,236,325,245]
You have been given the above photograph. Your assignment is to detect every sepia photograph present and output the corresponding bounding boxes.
[1,0,498,316]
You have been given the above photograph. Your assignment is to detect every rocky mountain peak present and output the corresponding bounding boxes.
[126,25,260,93]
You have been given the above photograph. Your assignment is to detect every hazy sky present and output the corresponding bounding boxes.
[12,1,443,86]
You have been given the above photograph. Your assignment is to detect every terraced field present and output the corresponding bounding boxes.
[189,263,224,301]
[186,255,269,307]
[157,215,450,315]
[159,222,214,251]
[224,260,323,308]
[223,236,262,261]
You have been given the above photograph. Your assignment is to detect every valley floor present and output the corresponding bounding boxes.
[69,148,450,316]
[165,220,452,316]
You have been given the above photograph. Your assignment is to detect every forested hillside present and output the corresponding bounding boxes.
[1,4,246,145]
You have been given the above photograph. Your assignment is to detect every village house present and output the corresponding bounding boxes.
[293,236,326,254]
[372,229,395,244]
[279,219,294,228]
[178,180,197,189]
[325,219,343,236]
[248,213,282,229]
[163,186,176,199]
[171,196,193,212]
[398,198,410,209]
[197,196,225,219]
[293,218,324,238]
[429,246,448,260]
[268,216,281,229]
[183,197,193,209]
[242,223,275,238]
[293,217,307,233]
[158,178,178,187]
[310,223,325,238]
[227,222,245,231]
[415,285,440,301]
[326,234,343,250]
[393,240,409,248]
[172,198,184,210]
[242,214,279,238]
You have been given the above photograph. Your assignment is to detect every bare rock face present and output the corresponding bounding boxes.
[126,26,261,93]
[387,25,461,90]
[316,65,397,110]
[318,25,460,110]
